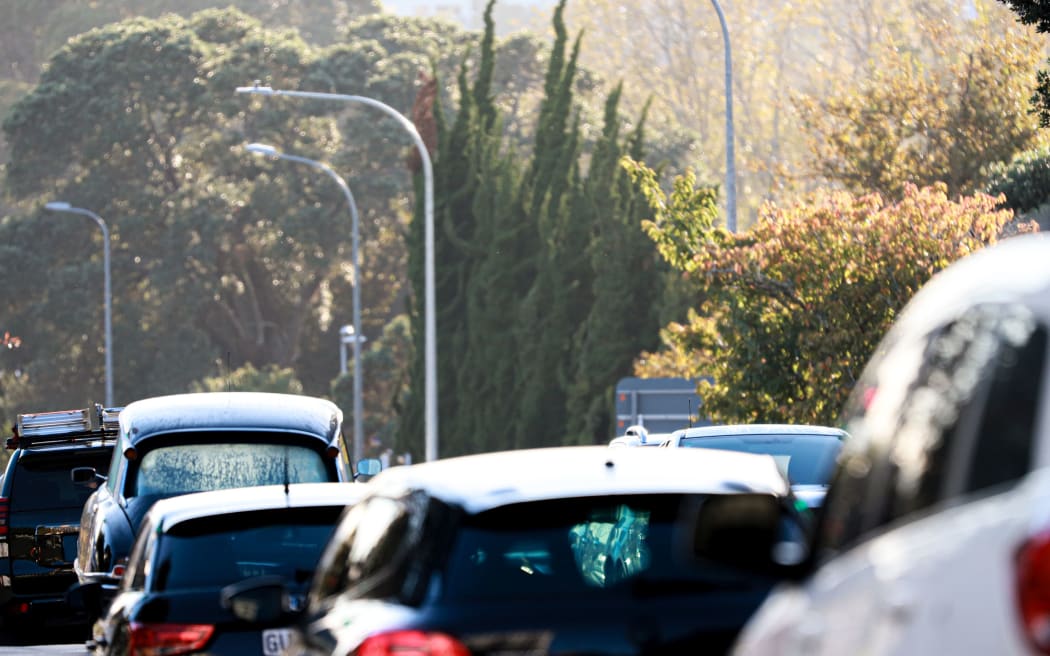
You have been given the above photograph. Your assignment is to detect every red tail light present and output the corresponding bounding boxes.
[128,622,214,656]
[1017,531,1050,653]
[0,497,9,537]
[355,630,471,656]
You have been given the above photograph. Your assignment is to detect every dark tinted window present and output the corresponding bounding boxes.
[312,496,416,601]
[152,507,342,592]
[10,450,111,511]
[442,495,776,602]
[962,320,1045,494]
[678,435,843,485]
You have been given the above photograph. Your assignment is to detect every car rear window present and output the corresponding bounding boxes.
[131,443,329,498]
[10,451,111,512]
[678,435,842,486]
[153,507,342,592]
[442,494,775,602]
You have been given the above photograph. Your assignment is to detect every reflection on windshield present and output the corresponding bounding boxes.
[679,435,842,485]
[133,443,327,497]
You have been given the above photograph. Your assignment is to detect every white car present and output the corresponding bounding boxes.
[660,424,847,509]
[733,233,1050,655]
[607,424,672,447]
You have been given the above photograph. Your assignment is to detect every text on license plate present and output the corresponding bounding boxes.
[262,628,292,656]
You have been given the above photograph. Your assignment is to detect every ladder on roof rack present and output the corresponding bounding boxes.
[7,404,123,449]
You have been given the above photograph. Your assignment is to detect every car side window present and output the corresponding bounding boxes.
[105,436,124,494]
[311,495,414,602]
[123,519,154,592]
[959,315,1045,495]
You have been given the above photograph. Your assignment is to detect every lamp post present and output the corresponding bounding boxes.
[44,202,114,407]
[236,83,438,461]
[710,0,737,232]
[245,142,366,464]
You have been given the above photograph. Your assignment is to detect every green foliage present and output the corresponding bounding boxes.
[190,362,304,393]
[795,14,1044,198]
[630,162,1032,424]
[986,145,1050,216]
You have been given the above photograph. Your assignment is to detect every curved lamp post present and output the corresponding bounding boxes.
[44,201,114,407]
[236,83,438,461]
[245,142,366,464]
[710,0,737,232]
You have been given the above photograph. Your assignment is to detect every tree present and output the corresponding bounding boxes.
[190,362,304,393]
[795,11,1045,198]
[998,0,1050,126]
[986,145,1050,225]
[627,156,1033,424]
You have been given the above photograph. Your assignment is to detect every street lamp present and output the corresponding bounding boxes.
[43,201,114,407]
[710,0,737,233]
[236,83,438,461]
[245,142,366,464]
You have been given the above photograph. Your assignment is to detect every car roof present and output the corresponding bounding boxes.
[670,424,849,440]
[147,482,365,532]
[367,446,790,514]
[119,392,342,445]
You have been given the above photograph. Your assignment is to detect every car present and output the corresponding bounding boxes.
[75,482,366,655]
[229,445,811,656]
[74,391,375,620]
[607,424,672,447]
[732,233,1050,655]
[0,404,119,629]
[659,424,848,509]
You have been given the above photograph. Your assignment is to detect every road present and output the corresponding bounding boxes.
[0,626,89,654]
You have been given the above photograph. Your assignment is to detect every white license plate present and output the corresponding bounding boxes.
[262,628,292,656]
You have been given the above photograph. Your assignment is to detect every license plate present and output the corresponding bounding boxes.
[262,628,292,656]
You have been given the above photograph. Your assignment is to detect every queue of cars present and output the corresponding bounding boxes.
[4,232,1049,654]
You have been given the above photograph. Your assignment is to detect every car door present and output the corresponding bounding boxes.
[78,435,127,577]
[794,303,1047,655]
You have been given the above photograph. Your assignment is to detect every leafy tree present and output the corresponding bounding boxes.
[795,12,1045,198]
[627,157,1033,424]
[998,0,1050,126]
[190,362,304,393]
[986,146,1050,219]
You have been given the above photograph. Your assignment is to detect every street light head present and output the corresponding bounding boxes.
[45,201,72,211]
[245,143,279,157]
[235,83,275,96]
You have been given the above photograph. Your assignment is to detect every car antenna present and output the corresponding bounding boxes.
[283,446,291,497]
[226,351,233,392]
[688,399,693,428]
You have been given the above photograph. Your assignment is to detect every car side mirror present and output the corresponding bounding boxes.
[71,466,105,486]
[689,493,811,578]
[66,581,103,618]
[221,576,292,624]
[354,458,382,482]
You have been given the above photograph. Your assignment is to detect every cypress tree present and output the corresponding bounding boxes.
[567,94,665,444]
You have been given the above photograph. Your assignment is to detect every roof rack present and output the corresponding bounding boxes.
[7,404,122,450]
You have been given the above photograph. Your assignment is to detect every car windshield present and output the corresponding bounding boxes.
[442,494,783,602]
[10,451,112,512]
[152,507,342,592]
[131,443,329,497]
[677,434,842,486]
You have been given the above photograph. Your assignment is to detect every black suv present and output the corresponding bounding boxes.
[0,405,119,628]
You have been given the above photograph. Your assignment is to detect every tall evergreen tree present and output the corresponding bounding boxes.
[566,91,664,444]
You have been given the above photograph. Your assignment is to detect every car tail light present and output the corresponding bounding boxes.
[355,630,471,656]
[1017,531,1050,653]
[128,622,214,656]
[0,497,9,537]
